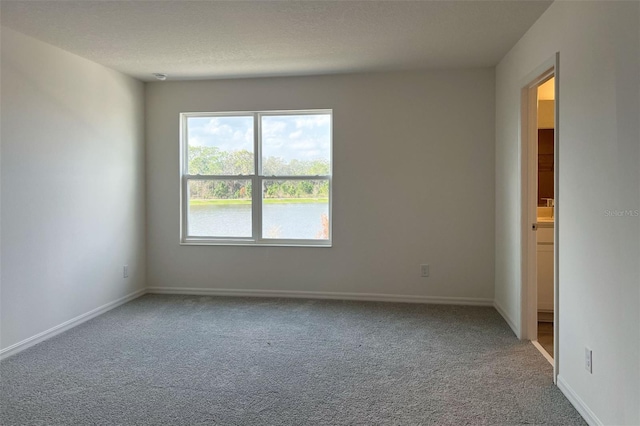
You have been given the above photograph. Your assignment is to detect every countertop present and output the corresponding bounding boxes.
[537,218,555,228]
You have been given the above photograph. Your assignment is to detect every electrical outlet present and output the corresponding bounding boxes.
[123,265,129,279]
[585,347,592,373]
[420,264,430,278]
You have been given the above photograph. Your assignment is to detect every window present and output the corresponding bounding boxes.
[180,110,332,246]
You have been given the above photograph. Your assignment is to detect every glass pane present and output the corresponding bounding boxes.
[188,179,252,238]
[262,179,329,240]
[187,116,254,175]
[261,114,331,176]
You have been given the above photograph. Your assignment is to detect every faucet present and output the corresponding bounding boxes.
[543,198,555,218]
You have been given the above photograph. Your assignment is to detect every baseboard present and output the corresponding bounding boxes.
[146,287,494,306]
[538,303,554,312]
[493,298,520,337]
[0,288,147,360]
[537,310,554,323]
[557,375,603,426]
[0,287,493,360]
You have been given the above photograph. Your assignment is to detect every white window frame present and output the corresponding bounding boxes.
[180,109,332,247]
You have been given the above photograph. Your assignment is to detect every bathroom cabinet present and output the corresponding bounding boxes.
[537,224,554,316]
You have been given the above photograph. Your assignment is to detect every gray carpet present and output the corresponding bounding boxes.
[1,294,585,425]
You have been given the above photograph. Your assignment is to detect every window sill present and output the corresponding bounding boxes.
[180,240,332,248]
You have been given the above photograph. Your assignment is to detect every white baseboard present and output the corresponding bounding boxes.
[493,298,520,337]
[0,287,492,360]
[537,310,554,323]
[538,303,554,311]
[0,288,147,360]
[557,375,603,426]
[146,287,494,306]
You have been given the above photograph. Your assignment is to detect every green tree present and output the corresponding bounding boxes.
[189,147,329,201]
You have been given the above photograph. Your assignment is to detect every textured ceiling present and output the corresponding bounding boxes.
[0,0,552,81]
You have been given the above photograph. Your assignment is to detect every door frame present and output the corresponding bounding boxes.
[520,53,559,383]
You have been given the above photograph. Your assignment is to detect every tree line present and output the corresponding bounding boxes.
[188,146,329,201]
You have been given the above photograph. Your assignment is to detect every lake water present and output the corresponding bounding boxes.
[189,202,328,239]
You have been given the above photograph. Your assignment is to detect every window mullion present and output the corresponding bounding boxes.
[253,113,262,242]
[181,175,188,240]
[260,175,331,181]
[185,174,254,180]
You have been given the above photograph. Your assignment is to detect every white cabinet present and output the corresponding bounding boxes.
[537,224,554,313]
[537,227,554,243]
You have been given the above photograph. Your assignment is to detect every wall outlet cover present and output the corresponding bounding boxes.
[585,347,592,373]
[420,264,430,278]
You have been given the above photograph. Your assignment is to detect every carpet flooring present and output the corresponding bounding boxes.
[1,294,585,425]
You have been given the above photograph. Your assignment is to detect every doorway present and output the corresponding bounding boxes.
[520,54,559,382]
[534,76,555,360]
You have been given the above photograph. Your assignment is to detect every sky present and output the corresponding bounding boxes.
[187,114,331,163]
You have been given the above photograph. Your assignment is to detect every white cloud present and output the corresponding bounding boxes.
[290,140,319,150]
[188,135,207,147]
[295,114,330,129]
[189,114,330,162]
[188,116,253,151]
[262,119,287,137]
[260,115,331,162]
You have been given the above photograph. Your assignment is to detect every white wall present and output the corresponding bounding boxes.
[495,2,639,424]
[0,27,146,351]
[146,70,495,301]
